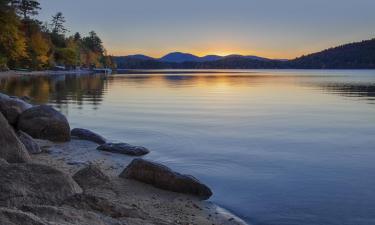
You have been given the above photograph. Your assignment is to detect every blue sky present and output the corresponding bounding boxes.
[38,0,375,58]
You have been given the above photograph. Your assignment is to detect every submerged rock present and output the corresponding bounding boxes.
[0,163,82,207]
[0,112,31,163]
[17,130,42,154]
[97,143,150,156]
[0,94,32,125]
[17,105,71,142]
[73,164,110,187]
[71,128,107,144]
[120,159,213,200]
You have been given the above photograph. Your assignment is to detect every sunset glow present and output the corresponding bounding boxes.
[37,0,375,59]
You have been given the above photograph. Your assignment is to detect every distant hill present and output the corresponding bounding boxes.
[159,52,201,63]
[289,38,375,69]
[115,38,375,69]
[126,54,155,61]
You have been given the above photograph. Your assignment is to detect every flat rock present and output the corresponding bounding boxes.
[0,112,31,163]
[73,164,110,187]
[0,163,82,207]
[0,207,48,225]
[120,159,213,200]
[63,194,145,219]
[19,205,115,225]
[0,94,32,125]
[97,143,150,156]
[17,130,42,154]
[71,128,107,144]
[17,105,71,142]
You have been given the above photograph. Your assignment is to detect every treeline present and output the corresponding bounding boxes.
[0,0,115,71]
[116,38,375,69]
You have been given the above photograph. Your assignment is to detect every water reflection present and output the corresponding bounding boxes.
[319,83,375,98]
[1,70,375,225]
[0,74,107,109]
[1,72,375,107]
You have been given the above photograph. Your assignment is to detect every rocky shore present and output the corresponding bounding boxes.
[0,91,248,225]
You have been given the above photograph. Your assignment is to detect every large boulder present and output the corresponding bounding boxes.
[17,105,71,142]
[0,112,31,163]
[120,159,213,200]
[97,143,149,156]
[0,94,32,125]
[0,163,82,207]
[71,128,107,144]
[73,164,110,187]
[17,130,42,154]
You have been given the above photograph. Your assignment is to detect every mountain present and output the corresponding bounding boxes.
[114,38,375,69]
[127,54,155,61]
[158,52,272,63]
[289,38,375,69]
[200,55,223,62]
[159,52,201,63]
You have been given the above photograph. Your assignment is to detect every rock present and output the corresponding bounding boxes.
[97,143,150,156]
[0,94,32,125]
[71,128,107,144]
[73,164,110,187]
[0,158,9,165]
[63,194,145,219]
[0,163,82,207]
[17,130,42,154]
[17,105,71,142]
[19,205,114,225]
[0,207,48,225]
[120,159,213,200]
[0,112,31,163]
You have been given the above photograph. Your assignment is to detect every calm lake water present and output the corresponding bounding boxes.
[1,70,375,225]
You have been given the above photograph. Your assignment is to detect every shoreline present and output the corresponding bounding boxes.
[0,70,93,78]
[32,138,249,225]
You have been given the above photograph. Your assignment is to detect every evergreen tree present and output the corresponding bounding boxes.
[11,0,40,20]
[51,12,68,34]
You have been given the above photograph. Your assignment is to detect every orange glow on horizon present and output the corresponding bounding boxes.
[108,49,297,60]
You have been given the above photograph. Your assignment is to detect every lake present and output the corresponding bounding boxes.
[1,69,375,225]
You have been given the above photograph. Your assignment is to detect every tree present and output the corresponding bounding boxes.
[11,0,40,20]
[82,31,104,54]
[0,0,27,68]
[28,31,51,69]
[50,12,68,35]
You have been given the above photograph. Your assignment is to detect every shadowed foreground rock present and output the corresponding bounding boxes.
[17,105,71,142]
[120,159,213,200]
[0,94,32,125]
[17,130,42,154]
[97,143,150,156]
[73,164,110,187]
[0,163,82,207]
[63,194,145,219]
[0,112,31,163]
[0,207,47,225]
[71,128,107,144]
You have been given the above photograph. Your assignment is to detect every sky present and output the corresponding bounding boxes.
[38,0,375,59]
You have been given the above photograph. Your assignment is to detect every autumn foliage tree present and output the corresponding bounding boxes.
[0,0,115,70]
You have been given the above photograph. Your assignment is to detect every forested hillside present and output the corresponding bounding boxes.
[0,0,115,71]
[289,39,375,69]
